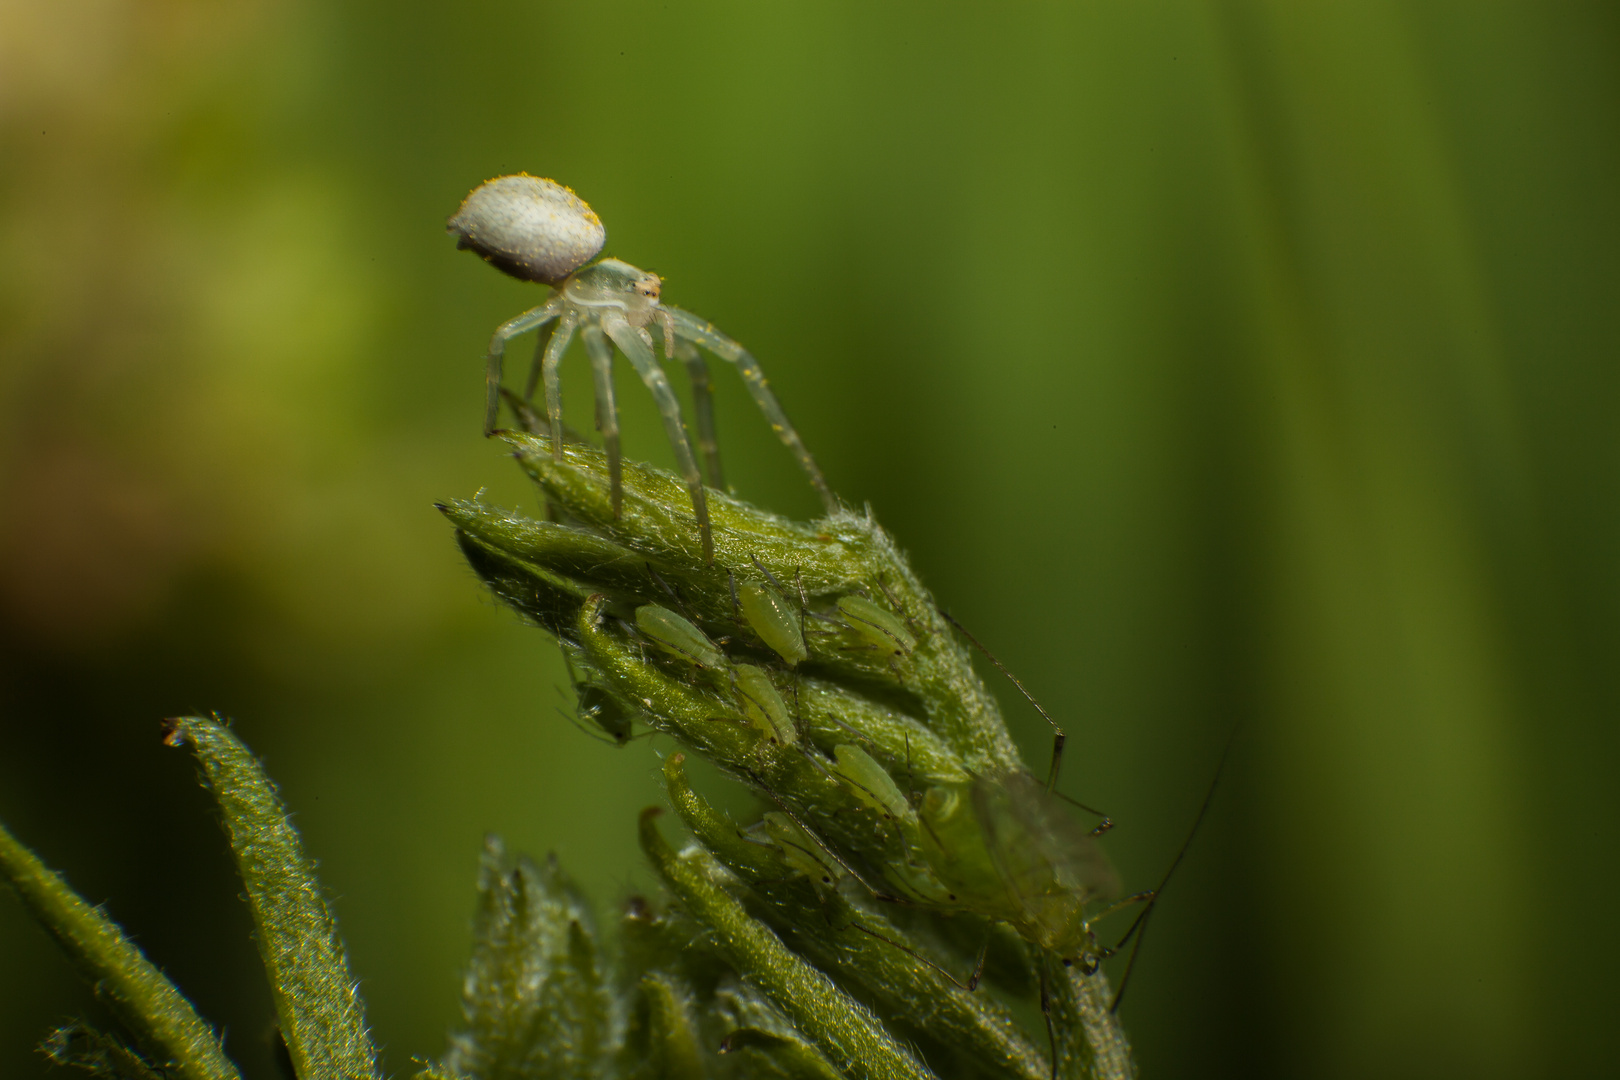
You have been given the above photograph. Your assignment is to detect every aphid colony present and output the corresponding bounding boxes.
[443,429,1139,983]
[450,175,836,564]
[613,585,1123,963]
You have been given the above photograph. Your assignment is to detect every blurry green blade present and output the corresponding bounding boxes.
[0,821,242,1080]
[164,716,381,1080]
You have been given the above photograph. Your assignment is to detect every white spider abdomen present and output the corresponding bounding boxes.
[448,175,605,286]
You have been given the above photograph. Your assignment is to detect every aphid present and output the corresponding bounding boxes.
[831,744,911,821]
[757,811,842,892]
[836,595,916,656]
[450,175,838,563]
[635,604,726,670]
[916,770,1123,960]
[738,581,807,666]
[733,664,796,746]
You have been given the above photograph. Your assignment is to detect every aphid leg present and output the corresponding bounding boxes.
[1048,789,1115,837]
[939,607,1067,792]
[668,307,837,514]
[603,314,713,564]
[968,939,989,991]
[677,340,724,489]
[843,921,986,992]
[539,311,580,462]
[1107,732,1232,1013]
[483,297,563,434]
[1038,960,1058,1080]
[728,569,741,621]
[580,324,623,518]
[794,568,811,653]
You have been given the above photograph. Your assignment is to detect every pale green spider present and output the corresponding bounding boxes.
[449,175,837,562]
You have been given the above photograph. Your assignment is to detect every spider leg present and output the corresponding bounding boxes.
[667,307,836,514]
[483,297,563,434]
[521,321,555,401]
[601,314,715,564]
[538,311,580,462]
[676,339,724,489]
[580,324,622,518]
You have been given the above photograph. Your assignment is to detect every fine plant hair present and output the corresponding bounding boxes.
[0,421,1144,1080]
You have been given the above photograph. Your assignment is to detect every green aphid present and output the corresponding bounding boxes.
[563,648,636,744]
[739,582,808,666]
[916,770,1122,959]
[760,811,842,891]
[836,595,916,656]
[734,664,796,746]
[575,683,635,745]
[883,857,957,905]
[831,744,911,821]
[635,604,726,669]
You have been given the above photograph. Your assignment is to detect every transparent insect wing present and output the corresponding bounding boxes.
[975,771,1122,953]
[448,175,605,286]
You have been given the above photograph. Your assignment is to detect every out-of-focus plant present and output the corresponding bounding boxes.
[2,421,1143,1080]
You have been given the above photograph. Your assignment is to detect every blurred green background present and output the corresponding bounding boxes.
[2,1,1616,1077]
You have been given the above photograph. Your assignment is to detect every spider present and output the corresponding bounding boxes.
[448,175,837,563]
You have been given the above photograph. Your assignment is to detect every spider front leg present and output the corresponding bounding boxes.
[482,296,563,434]
[580,324,622,517]
[667,307,836,514]
[601,314,715,564]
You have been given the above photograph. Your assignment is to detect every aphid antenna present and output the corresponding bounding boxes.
[747,769,907,905]
[875,576,923,638]
[843,920,987,994]
[748,553,789,594]
[937,607,1067,793]
[817,708,871,745]
[1106,728,1235,1014]
[646,564,700,624]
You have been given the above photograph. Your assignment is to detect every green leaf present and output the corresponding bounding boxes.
[40,1022,170,1080]
[638,807,936,1080]
[0,819,241,1080]
[631,972,706,1080]
[163,715,381,1080]
[1039,951,1135,1080]
[718,1029,843,1080]
[442,836,614,1080]
[660,753,1049,1080]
